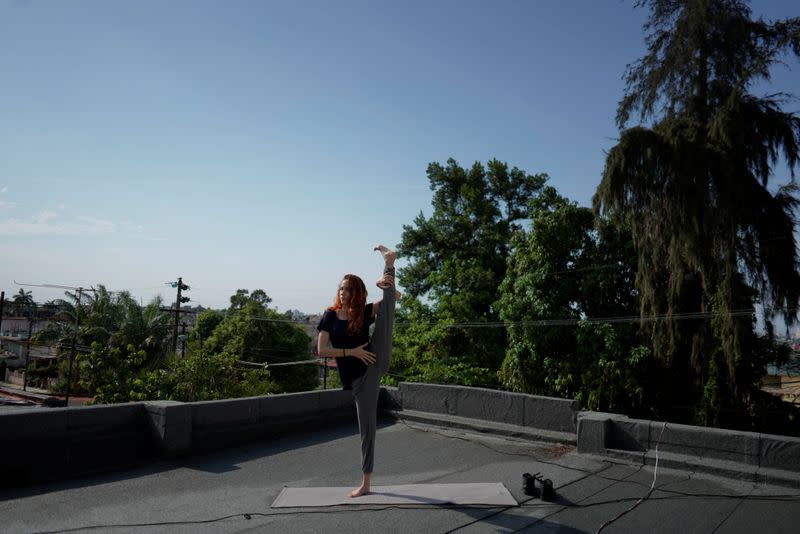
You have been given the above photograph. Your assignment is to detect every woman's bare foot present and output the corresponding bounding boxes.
[348,474,371,497]
[347,483,370,498]
[374,245,397,266]
[375,245,398,290]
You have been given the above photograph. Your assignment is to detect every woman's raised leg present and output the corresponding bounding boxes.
[348,246,397,498]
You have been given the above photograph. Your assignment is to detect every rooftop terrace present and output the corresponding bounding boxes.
[1,384,799,533]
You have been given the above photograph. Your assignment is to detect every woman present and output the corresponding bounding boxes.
[316,245,397,497]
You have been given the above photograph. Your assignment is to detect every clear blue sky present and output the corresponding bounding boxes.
[1,0,798,313]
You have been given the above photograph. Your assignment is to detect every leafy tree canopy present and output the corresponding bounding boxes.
[498,186,650,413]
[395,158,546,385]
[205,289,316,392]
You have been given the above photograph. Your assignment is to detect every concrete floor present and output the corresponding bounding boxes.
[2,418,798,533]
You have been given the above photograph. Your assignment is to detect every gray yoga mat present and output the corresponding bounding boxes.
[271,483,518,508]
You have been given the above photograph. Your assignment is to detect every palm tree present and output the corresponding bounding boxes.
[12,288,35,317]
[594,0,800,424]
[35,285,172,373]
[58,286,171,363]
[113,292,172,367]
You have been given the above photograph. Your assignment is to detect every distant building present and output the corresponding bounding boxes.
[0,337,57,358]
[0,317,50,339]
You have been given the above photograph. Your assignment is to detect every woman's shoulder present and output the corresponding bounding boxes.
[317,309,338,331]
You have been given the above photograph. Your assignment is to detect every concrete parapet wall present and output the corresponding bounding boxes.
[387,382,579,433]
[0,390,355,487]
[145,400,192,455]
[4,384,798,488]
[0,403,154,487]
[188,390,355,451]
[759,433,800,472]
[577,411,800,479]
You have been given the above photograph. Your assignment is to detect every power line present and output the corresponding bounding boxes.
[236,359,318,368]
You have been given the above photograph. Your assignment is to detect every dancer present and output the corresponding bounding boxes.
[316,245,397,497]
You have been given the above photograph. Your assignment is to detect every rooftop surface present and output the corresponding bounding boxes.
[2,417,798,533]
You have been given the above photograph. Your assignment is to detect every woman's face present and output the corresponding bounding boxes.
[339,279,352,305]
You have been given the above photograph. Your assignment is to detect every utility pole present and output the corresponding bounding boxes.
[0,290,4,350]
[23,312,34,391]
[172,277,190,354]
[0,291,4,383]
[180,322,187,359]
[65,287,84,406]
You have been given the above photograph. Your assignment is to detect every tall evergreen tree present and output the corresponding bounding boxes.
[595,0,800,425]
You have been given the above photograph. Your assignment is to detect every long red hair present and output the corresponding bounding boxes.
[328,274,367,336]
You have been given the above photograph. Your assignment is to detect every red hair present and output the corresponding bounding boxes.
[328,274,367,336]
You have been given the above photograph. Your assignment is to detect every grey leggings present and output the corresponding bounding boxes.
[351,270,395,474]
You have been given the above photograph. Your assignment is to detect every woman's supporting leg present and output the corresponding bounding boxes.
[349,267,396,496]
[352,363,381,475]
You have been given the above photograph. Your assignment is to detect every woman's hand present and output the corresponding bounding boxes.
[351,343,376,364]
[376,273,395,289]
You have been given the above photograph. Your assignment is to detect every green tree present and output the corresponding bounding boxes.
[112,293,172,367]
[132,350,278,402]
[229,289,253,311]
[594,0,800,427]
[497,187,651,413]
[35,286,171,394]
[78,342,146,404]
[191,309,225,348]
[206,289,316,392]
[249,289,272,307]
[395,158,547,386]
[12,288,35,317]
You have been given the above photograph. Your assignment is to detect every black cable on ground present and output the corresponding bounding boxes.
[28,504,503,534]
[29,484,800,534]
[710,485,754,534]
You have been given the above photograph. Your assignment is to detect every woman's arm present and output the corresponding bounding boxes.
[317,330,376,364]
